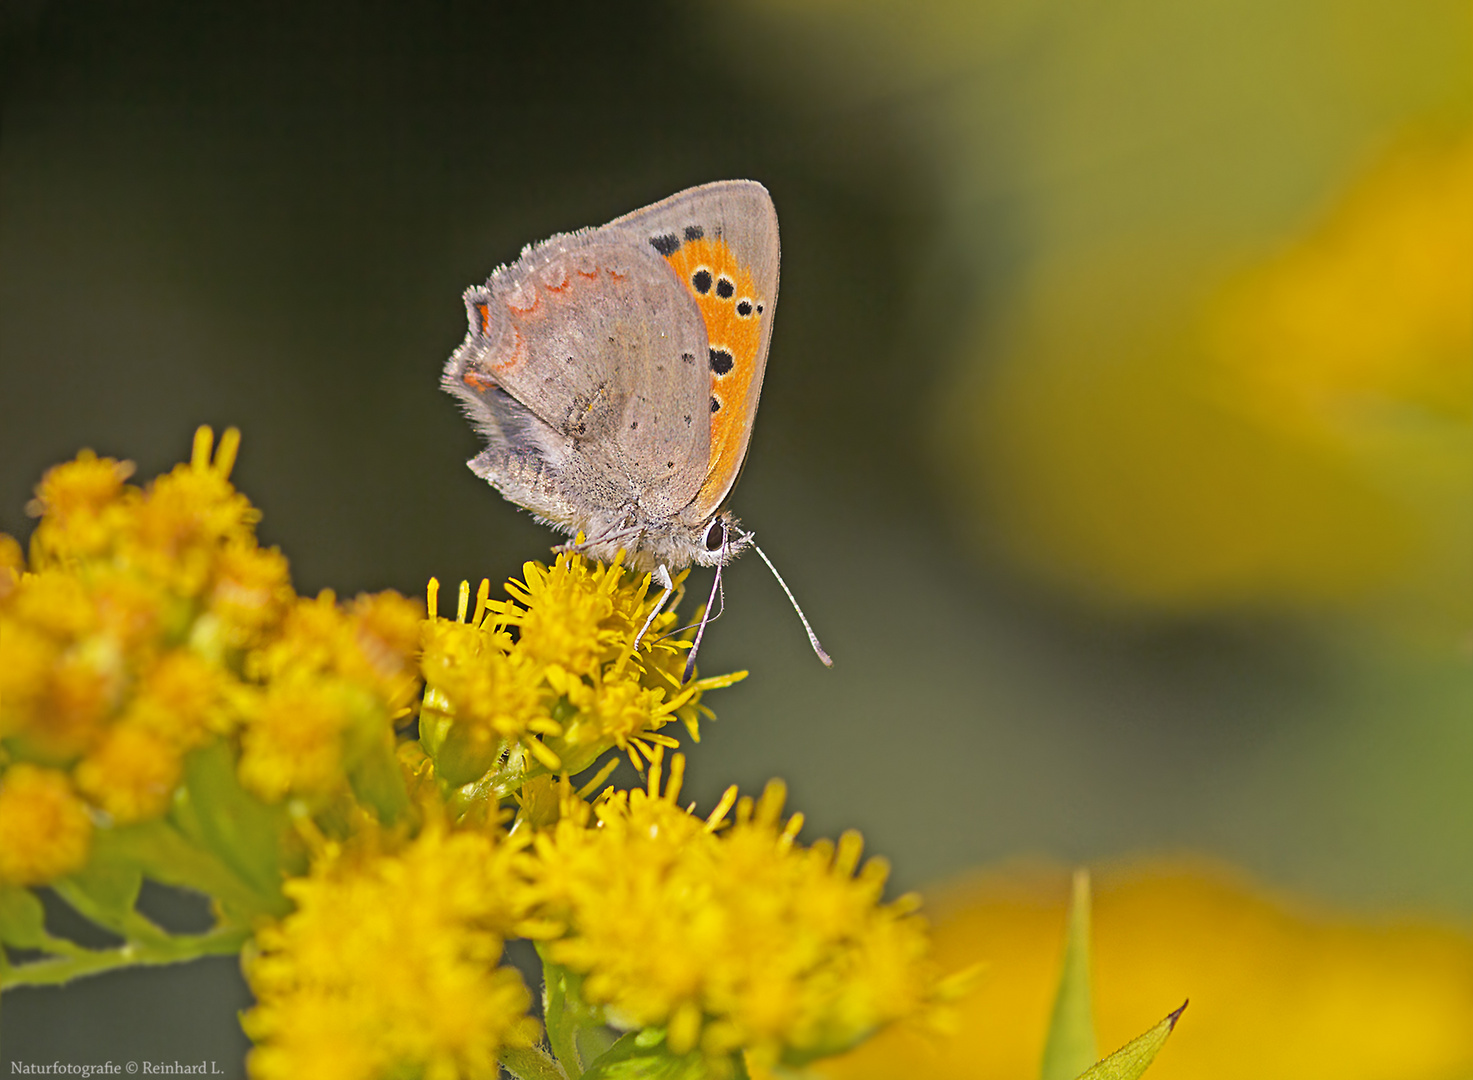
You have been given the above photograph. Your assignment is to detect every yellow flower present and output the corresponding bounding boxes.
[420,619,555,783]
[529,751,952,1076]
[0,533,22,602]
[819,861,1473,1080]
[25,450,137,566]
[1,428,261,765]
[74,723,181,824]
[0,570,126,760]
[1210,132,1473,434]
[238,679,356,803]
[502,555,629,675]
[124,431,259,598]
[243,816,540,1080]
[419,560,743,795]
[340,590,425,700]
[250,590,422,704]
[124,649,235,746]
[943,130,1473,620]
[0,763,94,885]
[209,540,295,649]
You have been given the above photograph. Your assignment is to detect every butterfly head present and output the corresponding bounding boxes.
[642,509,750,571]
[693,511,752,568]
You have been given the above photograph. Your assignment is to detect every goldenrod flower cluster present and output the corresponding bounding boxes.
[418,554,742,796]
[1,427,961,1080]
[243,816,541,1080]
[0,429,419,893]
[530,750,959,1077]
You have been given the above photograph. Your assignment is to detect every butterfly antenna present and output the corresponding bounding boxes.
[682,555,727,684]
[748,535,833,667]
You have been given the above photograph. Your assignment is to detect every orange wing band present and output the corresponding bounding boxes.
[661,237,765,510]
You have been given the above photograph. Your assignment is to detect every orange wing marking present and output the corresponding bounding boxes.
[660,236,764,510]
[507,287,539,316]
[488,327,526,374]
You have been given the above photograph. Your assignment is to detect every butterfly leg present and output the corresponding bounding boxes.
[633,563,675,652]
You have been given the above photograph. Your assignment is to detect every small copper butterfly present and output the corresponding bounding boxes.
[443,180,829,674]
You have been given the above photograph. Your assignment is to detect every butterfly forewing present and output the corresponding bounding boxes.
[607,181,780,521]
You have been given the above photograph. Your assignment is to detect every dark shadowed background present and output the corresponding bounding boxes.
[3,0,1470,1071]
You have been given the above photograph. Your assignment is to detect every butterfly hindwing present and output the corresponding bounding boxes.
[445,231,711,522]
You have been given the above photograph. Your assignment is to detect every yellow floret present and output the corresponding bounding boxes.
[419,560,742,796]
[25,450,136,565]
[238,680,354,803]
[0,764,94,885]
[75,723,182,824]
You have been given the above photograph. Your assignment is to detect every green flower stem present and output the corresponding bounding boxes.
[0,925,250,989]
[500,1045,569,1080]
[51,878,173,947]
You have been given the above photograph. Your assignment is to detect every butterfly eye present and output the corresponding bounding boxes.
[704,519,726,552]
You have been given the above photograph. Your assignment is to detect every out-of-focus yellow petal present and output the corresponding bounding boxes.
[820,861,1473,1080]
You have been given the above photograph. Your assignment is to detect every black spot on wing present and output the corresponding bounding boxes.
[709,349,734,376]
[684,224,704,242]
[710,397,721,413]
[649,233,680,257]
[736,300,753,317]
[715,277,735,299]
[692,269,712,295]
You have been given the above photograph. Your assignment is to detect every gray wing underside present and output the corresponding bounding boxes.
[442,232,710,527]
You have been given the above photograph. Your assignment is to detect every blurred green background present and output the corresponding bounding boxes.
[2,0,1469,1070]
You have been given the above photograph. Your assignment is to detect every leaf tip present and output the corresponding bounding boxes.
[1166,1000,1188,1029]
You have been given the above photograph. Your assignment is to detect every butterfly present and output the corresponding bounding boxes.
[442,180,828,675]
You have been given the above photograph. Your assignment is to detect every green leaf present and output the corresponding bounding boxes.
[1041,869,1096,1080]
[58,851,144,925]
[537,946,609,1079]
[0,885,51,949]
[93,816,289,921]
[177,740,290,904]
[346,729,412,826]
[1074,1003,1188,1080]
[578,1030,720,1080]
[500,1046,570,1080]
